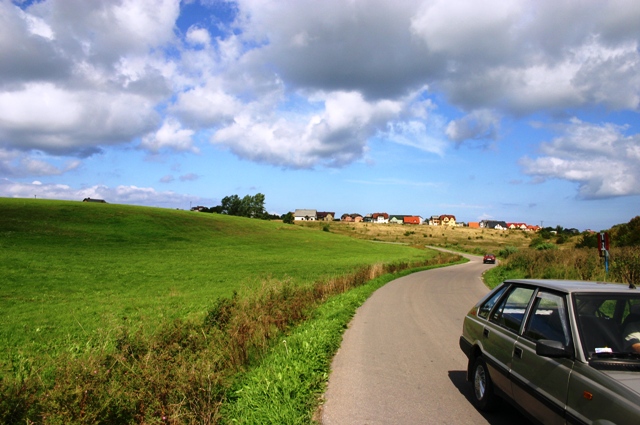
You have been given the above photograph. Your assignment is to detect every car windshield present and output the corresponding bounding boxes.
[574,293,640,359]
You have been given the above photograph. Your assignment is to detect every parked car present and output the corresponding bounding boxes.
[483,253,496,264]
[459,279,640,424]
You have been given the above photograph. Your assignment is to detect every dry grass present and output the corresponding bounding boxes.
[297,221,538,255]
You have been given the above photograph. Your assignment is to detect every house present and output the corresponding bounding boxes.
[403,216,422,225]
[294,209,317,221]
[389,215,406,224]
[317,212,335,221]
[428,215,441,226]
[371,212,389,224]
[440,214,456,227]
[83,198,107,203]
[507,223,528,230]
[341,213,363,222]
[526,225,541,232]
[468,222,480,229]
[481,220,508,230]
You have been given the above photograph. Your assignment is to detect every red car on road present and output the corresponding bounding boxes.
[483,253,496,264]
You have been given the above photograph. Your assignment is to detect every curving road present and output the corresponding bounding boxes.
[320,250,531,425]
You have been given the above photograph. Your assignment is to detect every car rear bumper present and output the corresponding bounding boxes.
[459,335,473,359]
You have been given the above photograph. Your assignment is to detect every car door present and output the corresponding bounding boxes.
[511,290,574,425]
[483,286,536,398]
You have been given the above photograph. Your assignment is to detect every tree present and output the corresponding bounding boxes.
[214,193,267,219]
[282,212,294,224]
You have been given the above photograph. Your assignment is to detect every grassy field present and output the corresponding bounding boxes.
[0,198,436,371]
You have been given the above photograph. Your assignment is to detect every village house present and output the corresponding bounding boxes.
[371,212,389,224]
[428,215,440,226]
[294,209,317,221]
[439,214,456,227]
[389,215,406,224]
[317,212,335,221]
[481,220,508,230]
[403,216,422,225]
[341,213,363,222]
[507,222,528,230]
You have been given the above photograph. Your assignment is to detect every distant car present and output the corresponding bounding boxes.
[483,253,496,264]
[459,279,640,424]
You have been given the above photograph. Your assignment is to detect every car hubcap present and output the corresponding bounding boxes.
[474,365,486,400]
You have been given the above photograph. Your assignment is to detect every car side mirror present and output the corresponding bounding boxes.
[536,339,572,358]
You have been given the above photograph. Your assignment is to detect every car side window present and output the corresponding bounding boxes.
[490,286,535,333]
[478,285,509,319]
[524,291,571,345]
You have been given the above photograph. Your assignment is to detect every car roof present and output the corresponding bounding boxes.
[503,279,638,294]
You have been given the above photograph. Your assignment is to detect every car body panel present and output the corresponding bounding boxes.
[511,337,571,425]
[460,279,640,424]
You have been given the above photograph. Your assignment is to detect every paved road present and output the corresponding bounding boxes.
[321,251,531,425]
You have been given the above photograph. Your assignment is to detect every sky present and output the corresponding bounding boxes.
[1,0,639,231]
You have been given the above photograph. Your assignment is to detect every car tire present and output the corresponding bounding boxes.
[471,357,498,411]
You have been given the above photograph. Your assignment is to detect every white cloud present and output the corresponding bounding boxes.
[2,0,640,187]
[211,90,405,168]
[520,119,640,198]
[0,178,210,208]
[140,118,197,153]
[0,148,80,177]
[186,26,211,46]
[446,110,500,143]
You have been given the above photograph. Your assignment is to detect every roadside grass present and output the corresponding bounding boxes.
[483,246,640,289]
[220,261,465,425]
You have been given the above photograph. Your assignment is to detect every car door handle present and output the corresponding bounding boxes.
[514,347,523,358]
[483,328,490,338]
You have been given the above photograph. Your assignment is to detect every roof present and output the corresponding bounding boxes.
[503,279,637,294]
[294,209,317,216]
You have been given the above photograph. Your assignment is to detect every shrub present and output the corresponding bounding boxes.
[498,246,518,259]
[611,247,640,286]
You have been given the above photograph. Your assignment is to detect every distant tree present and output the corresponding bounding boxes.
[282,212,295,224]
[214,193,268,219]
[576,232,598,249]
[612,216,640,247]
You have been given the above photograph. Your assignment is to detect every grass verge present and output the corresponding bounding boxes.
[220,261,466,425]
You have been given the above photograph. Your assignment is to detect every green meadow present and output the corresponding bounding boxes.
[0,198,433,372]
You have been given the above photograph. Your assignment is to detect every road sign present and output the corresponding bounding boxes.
[598,232,610,257]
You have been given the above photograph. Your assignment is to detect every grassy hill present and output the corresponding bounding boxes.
[0,198,433,367]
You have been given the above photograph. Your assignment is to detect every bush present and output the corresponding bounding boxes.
[498,246,518,259]
[611,247,640,286]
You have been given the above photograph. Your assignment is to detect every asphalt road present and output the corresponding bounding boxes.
[320,250,532,425]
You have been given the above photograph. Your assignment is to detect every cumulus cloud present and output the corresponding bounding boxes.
[140,118,197,153]
[0,178,210,208]
[0,148,80,177]
[1,0,640,186]
[520,118,640,198]
[445,110,500,143]
[211,90,404,168]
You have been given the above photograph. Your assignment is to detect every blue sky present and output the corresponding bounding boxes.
[1,0,639,231]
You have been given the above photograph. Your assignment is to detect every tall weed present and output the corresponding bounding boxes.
[497,246,640,285]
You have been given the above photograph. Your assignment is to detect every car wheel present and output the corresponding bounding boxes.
[471,357,498,411]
